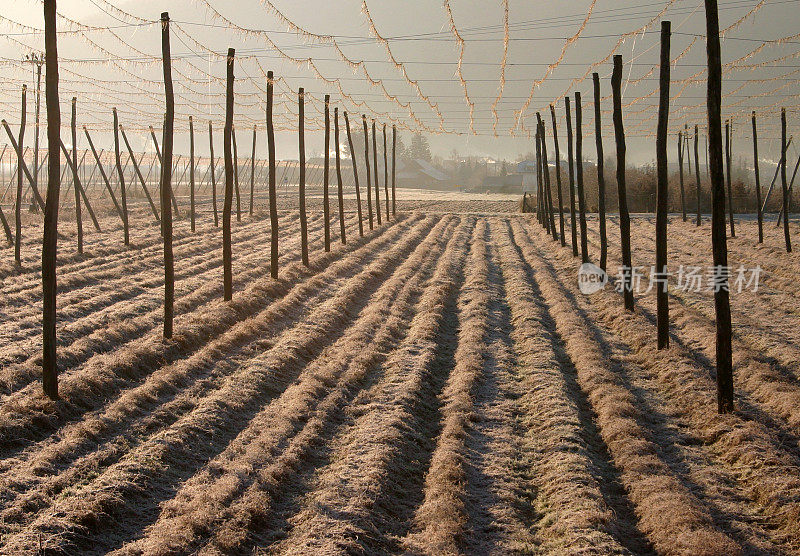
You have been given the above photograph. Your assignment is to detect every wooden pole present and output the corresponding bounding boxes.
[190,116,195,231]
[233,126,241,222]
[392,124,396,216]
[298,88,308,266]
[70,97,83,254]
[565,96,578,256]
[695,124,702,225]
[209,122,218,227]
[363,114,373,230]
[383,123,389,220]
[535,122,544,227]
[344,111,363,237]
[575,91,589,264]
[704,0,734,413]
[33,61,42,213]
[323,95,331,252]
[777,152,799,226]
[1,121,45,211]
[725,120,735,237]
[761,137,791,211]
[15,85,26,264]
[335,107,346,244]
[549,105,566,246]
[781,108,792,252]
[539,115,558,241]
[42,0,60,400]
[249,124,256,216]
[372,119,381,226]
[84,127,123,222]
[223,48,235,301]
[113,109,129,244]
[161,11,175,338]
[656,20,671,350]
[58,139,100,233]
[119,125,159,220]
[678,131,686,222]
[752,112,763,243]
[267,70,278,279]
[612,55,634,311]
[593,72,608,270]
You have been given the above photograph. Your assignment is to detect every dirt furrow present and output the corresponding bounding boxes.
[0,214,430,554]
[267,218,474,555]
[522,220,800,552]
[115,216,461,555]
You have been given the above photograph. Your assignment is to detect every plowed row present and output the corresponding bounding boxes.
[1,208,799,554]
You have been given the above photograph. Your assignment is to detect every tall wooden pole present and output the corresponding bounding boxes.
[223,48,235,301]
[113,109,129,244]
[752,112,763,243]
[161,12,175,338]
[704,0,734,413]
[42,0,60,400]
[249,124,256,216]
[725,120,735,237]
[383,123,389,220]
[656,21,671,350]
[323,95,331,252]
[695,124,702,225]
[233,126,241,222]
[678,131,686,222]
[392,124,396,216]
[33,60,42,213]
[190,116,195,231]
[565,96,578,256]
[372,120,381,226]
[335,107,346,245]
[15,85,26,264]
[344,111,363,237]
[781,108,792,253]
[539,115,557,241]
[612,55,634,311]
[363,114,373,230]
[267,71,278,278]
[209,122,218,227]
[535,122,544,227]
[550,105,566,246]
[593,72,608,270]
[575,92,589,264]
[298,88,308,265]
[70,97,83,254]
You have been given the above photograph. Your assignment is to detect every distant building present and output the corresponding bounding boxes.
[395,158,451,188]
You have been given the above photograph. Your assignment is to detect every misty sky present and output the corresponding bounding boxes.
[1,0,799,166]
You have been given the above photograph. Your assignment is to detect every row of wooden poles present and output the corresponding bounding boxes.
[527,12,794,415]
[32,7,399,400]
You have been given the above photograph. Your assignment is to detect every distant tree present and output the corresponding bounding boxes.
[409,133,431,162]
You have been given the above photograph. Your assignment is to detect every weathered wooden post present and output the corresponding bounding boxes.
[383,123,389,220]
[372,120,381,226]
[575,91,589,263]
[752,112,763,242]
[392,124,396,216]
[249,124,256,216]
[593,72,608,270]
[362,114,374,230]
[233,126,241,222]
[704,0,734,413]
[323,95,331,252]
[267,70,278,278]
[550,105,566,246]
[565,96,578,256]
[695,124,702,225]
[656,20,671,349]
[223,48,235,301]
[298,88,308,265]
[209,121,218,227]
[535,121,544,227]
[1,121,45,211]
[70,97,83,254]
[42,0,60,400]
[15,85,26,264]
[344,111,363,237]
[612,54,634,311]
[190,116,195,231]
[161,11,175,338]
[335,107,346,244]
[537,114,557,240]
[112,110,129,244]
[781,108,792,252]
[678,131,686,222]
[725,120,735,237]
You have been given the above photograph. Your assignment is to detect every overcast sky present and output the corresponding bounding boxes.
[1,0,799,165]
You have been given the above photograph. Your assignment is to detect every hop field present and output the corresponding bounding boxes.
[1,204,799,554]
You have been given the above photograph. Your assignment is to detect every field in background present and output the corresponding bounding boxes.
[1,204,800,553]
